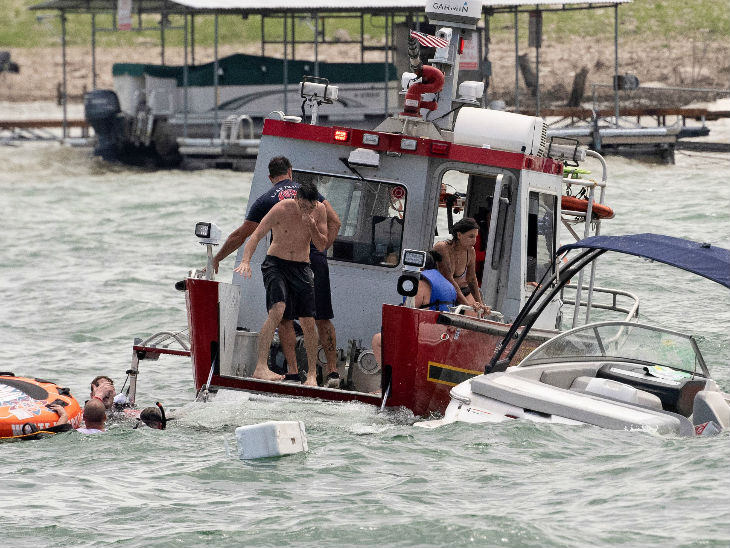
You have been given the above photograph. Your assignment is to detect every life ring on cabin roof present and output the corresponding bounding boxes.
[0,374,83,440]
[561,195,615,220]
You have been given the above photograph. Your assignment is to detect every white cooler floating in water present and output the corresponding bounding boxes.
[235,421,308,460]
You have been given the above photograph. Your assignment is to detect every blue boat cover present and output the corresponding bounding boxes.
[558,233,730,288]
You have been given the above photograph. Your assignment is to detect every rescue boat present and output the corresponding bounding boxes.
[0,374,83,440]
[130,1,623,417]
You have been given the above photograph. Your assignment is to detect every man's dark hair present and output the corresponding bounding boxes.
[268,156,292,178]
[139,407,164,429]
[297,180,318,202]
[90,375,113,389]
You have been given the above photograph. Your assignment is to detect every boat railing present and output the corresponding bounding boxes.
[559,150,609,328]
[176,114,259,158]
[560,284,640,327]
[127,329,191,405]
[220,114,255,142]
[560,175,610,243]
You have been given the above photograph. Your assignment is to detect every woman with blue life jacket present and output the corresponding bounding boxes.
[372,250,458,366]
[411,249,457,311]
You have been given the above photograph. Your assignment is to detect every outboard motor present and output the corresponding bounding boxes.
[84,89,122,161]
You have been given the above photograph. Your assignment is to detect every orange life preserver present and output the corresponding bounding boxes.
[0,374,83,440]
[561,195,615,220]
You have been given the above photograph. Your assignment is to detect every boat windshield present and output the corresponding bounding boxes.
[520,321,709,377]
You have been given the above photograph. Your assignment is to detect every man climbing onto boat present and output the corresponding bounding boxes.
[212,156,342,387]
[234,180,328,386]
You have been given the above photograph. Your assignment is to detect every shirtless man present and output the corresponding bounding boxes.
[234,180,328,386]
[212,156,342,384]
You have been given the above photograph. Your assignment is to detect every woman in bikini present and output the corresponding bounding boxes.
[433,217,490,315]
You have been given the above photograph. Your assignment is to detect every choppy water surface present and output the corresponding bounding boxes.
[1,142,729,548]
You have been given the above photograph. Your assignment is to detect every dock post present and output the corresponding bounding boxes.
[61,10,68,139]
[613,4,620,126]
[513,9,520,112]
[91,13,97,90]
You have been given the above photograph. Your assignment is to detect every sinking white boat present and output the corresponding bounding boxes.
[421,234,730,436]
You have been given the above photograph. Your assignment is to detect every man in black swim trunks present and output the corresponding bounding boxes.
[212,156,342,386]
[235,180,328,386]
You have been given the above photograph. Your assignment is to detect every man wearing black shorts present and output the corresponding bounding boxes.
[235,180,328,386]
[212,156,341,385]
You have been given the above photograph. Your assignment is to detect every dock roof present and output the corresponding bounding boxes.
[30,0,630,14]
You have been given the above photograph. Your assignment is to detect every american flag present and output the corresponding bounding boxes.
[409,30,449,49]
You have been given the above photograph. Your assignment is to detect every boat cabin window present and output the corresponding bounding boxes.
[437,171,511,287]
[527,192,557,285]
[295,171,406,267]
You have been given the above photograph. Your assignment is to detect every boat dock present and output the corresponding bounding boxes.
[0,118,90,145]
[166,104,730,169]
[13,0,730,166]
[538,105,730,161]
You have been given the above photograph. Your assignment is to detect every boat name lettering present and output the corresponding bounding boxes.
[432,2,469,14]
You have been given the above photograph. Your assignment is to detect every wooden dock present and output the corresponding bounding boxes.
[0,118,90,143]
[0,119,89,129]
[519,107,730,122]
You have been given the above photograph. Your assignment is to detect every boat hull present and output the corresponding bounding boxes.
[186,277,554,416]
[381,304,553,416]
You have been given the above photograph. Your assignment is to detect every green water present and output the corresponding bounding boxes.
[1,143,728,547]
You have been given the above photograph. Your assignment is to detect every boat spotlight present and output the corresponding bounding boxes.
[195,222,222,281]
[300,76,339,124]
[195,221,222,246]
[300,78,338,103]
[397,249,427,301]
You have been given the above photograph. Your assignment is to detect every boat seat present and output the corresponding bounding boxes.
[596,363,708,417]
[539,366,599,390]
[570,376,663,411]
[470,372,694,435]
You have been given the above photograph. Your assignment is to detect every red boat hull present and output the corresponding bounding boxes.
[186,278,551,416]
[381,305,548,416]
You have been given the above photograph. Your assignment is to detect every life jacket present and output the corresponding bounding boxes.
[420,269,457,311]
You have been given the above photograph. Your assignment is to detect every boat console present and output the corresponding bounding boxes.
[596,363,710,417]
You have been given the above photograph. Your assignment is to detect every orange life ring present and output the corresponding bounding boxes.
[0,374,83,439]
[561,195,615,220]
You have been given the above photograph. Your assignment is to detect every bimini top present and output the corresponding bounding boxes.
[559,233,730,288]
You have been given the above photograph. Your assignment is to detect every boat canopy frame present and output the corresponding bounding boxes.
[486,233,730,374]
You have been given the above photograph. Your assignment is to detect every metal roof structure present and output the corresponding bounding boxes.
[30,0,630,14]
[30,0,632,138]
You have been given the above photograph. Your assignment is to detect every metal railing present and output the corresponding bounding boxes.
[560,284,640,328]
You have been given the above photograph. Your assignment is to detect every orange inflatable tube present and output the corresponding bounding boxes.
[0,374,83,440]
[561,195,615,220]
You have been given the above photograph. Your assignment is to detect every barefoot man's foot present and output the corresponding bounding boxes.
[303,375,317,387]
[252,364,284,382]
